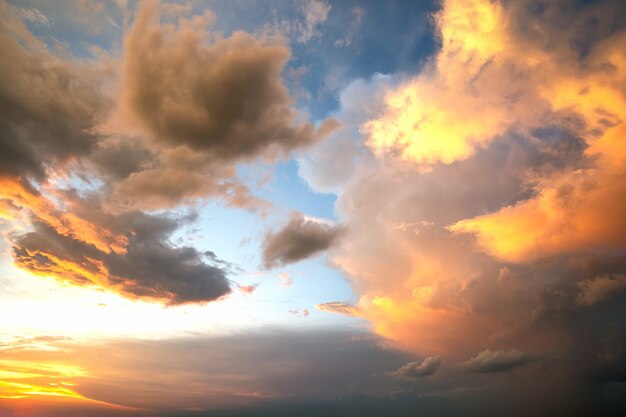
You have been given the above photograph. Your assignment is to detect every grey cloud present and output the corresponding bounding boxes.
[576,274,626,307]
[99,0,329,211]
[390,356,442,379]
[3,330,617,417]
[0,4,110,180]
[43,330,410,412]
[458,349,539,374]
[88,136,156,181]
[11,208,231,305]
[262,212,345,269]
[122,1,315,162]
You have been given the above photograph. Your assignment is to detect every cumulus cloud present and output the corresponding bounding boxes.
[295,0,626,368]
[262,212,345,269]
[389,356,441,379]
[12,219,231,305]
[0,0,333,305]
[458,349,539,374]
[7,188,231,305]
[577,274,626,307]
[96,0,337,211]
[0,4,110,180]
[120,0,314,161]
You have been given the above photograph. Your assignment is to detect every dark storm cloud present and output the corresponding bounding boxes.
[0,4,110,180]
[121,0,315,161]
[458,349,539,374]
[262,212,345,268]
[11,207,231,305]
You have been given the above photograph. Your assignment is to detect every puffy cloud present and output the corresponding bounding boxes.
[0,4,110,180]
[12,216,231,305]
[97,0,338,211]
[296,0,626,369]
[363,0,513,166]
[389,356,441,379]
[120,0,314,161]
[7,188,231,305]
[0,0,324,305]
[458,349,538,374]
[298,75,391,194]
[577,274,626,307]
[0,179,128,255]
[262,212,345,269]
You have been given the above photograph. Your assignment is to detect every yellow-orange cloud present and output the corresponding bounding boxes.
[364,0,511,166]
[327,0,626,360]
[0,178,128,255]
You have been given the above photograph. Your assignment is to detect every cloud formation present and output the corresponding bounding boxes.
[315,301,361,317]
[0,4,109,180]
[577,274,626,307]
[297,0,626,376]
[458,349,538,374]
[0,0,330,304]
[121,0,314,161]
[389,356,441,379]
[262,212,344,268]
[10,195,231,305]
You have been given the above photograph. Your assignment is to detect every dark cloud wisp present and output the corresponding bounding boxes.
[262,212,345,269]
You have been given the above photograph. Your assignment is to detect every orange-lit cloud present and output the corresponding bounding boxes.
[364,0,511,166]
[450,35,626,261]
[0,178,127,255]
[308,0,626,363]
[0,358,133,410]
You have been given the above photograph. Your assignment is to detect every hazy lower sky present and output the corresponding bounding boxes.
[1,1,626,416]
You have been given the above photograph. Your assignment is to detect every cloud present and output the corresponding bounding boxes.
[276,272,293,287]
[16,7,49,25]
[262,212,345,268]
[458,349,539,374]
[363,0,513,166]
[0,4,110,180]
[577,274,626,306]
[315,301,361,317]
[297,0,331,43]
[389,356,441,379]
[8,190,231,305]
[239,283,259,295]
[334,6,364,47]
[1,330,409,413]
[97,0,336,211]
[120,0,314,161]
[288,308,310,318]
[294,0,626,370]
[1,179,128,255]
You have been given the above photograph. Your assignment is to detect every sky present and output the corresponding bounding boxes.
[1,0,626,416]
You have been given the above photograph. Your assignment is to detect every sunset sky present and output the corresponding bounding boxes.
[1,0,626,416]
